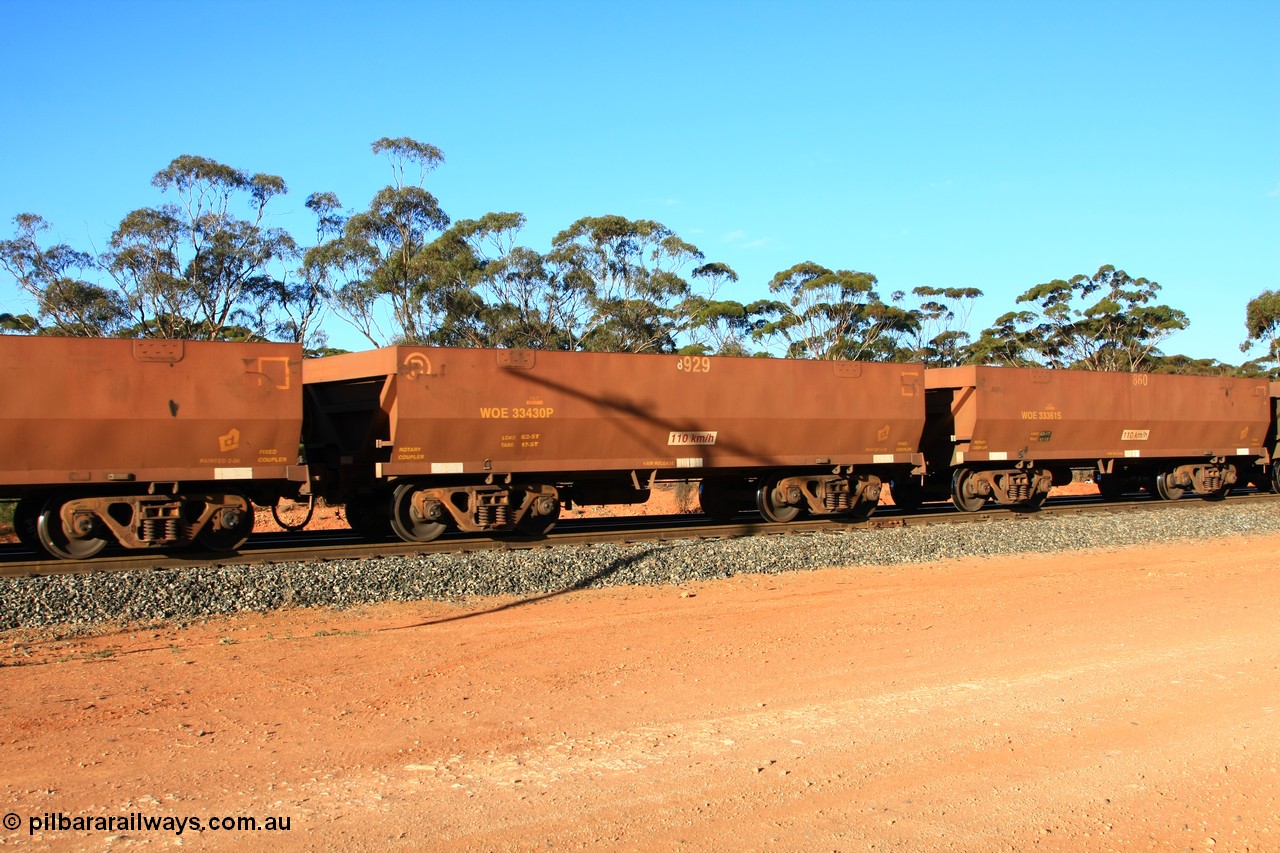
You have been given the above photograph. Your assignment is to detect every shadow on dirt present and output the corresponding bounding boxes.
[385,544,671,630]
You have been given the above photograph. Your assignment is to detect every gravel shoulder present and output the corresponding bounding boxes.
[2,506,1279,851]
[5,501,1280,631]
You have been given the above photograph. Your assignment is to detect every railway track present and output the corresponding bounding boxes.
[4,489,1277,580]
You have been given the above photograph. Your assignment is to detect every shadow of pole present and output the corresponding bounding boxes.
[381,544,671,630]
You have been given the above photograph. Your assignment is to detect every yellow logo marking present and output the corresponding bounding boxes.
[219,428,241,453]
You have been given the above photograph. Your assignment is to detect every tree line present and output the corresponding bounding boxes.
[2,137,1276,376]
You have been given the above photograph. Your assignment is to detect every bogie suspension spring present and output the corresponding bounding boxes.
[1005,476,1031,503]
[475,492,513,528]
[140,516,183,544]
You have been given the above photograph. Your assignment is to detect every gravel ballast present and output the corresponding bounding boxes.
[3,502,1279,631]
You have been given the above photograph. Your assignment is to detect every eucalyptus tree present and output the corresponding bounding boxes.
[332,209,580,350]
[462,215,598,351]
[965,309,1042,367]
[754,261,918,361]
[1149,354,1246,377]
[102,155,296,340]
[0,312,38,332]
[905,285,983,366]
[546,215,711,353]
[306,138,452,346]
[247,190,342,350]
[1240,289,1280,373]
[473,246,576,350]
[677,262,770,357]
[974,265,1187,371]
[412,211,548,349]
[0,214,127,336]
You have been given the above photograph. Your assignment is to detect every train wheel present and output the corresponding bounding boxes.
[13,498,41,550]
[36,495,108,560]
[515,500,560,537]
[389,483,447,543]
[699,479,742,522]
[272,494,314,532]
[1154,471,1186,501]
[756,478,801,523]
[888,478,923,513]
[950,468,987,513]
[195,499,255,552]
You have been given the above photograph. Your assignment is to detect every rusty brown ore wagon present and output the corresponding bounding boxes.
[916,366,1272,511]
[0,336,305,558]
[302,347,927,541]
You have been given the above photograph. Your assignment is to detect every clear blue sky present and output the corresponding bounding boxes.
[2,0,1276,362]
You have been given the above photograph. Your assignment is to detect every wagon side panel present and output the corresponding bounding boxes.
[312,348,926,479]
[925,366,1269,465]
[0,336,303,490]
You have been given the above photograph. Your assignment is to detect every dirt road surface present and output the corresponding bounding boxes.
[2,531,1278,851]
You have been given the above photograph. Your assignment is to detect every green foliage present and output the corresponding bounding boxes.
[547,215,717,354]
[1235,359,1275,378]
[903,285,983,366]
[753,262,917,360]
[305,345,351,358]
[1147,354,1249,376]
[103,155,311,342]
[305,192,345,240]
[679,263,774,357]
[966,310,1042,367]
[0,312,39,332]
[0,214,127,336]
[1241,289,1280,370]
[467,240,586,351]
[371,137,445,188]
[0,155,324,347]
[971,265,1188,371]
[308,138,457,346]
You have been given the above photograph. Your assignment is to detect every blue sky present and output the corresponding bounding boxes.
[2,0,1276,362]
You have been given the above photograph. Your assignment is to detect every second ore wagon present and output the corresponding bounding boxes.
[302,348,927,541]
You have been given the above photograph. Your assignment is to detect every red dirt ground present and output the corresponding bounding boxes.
[2,501,1277,851]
